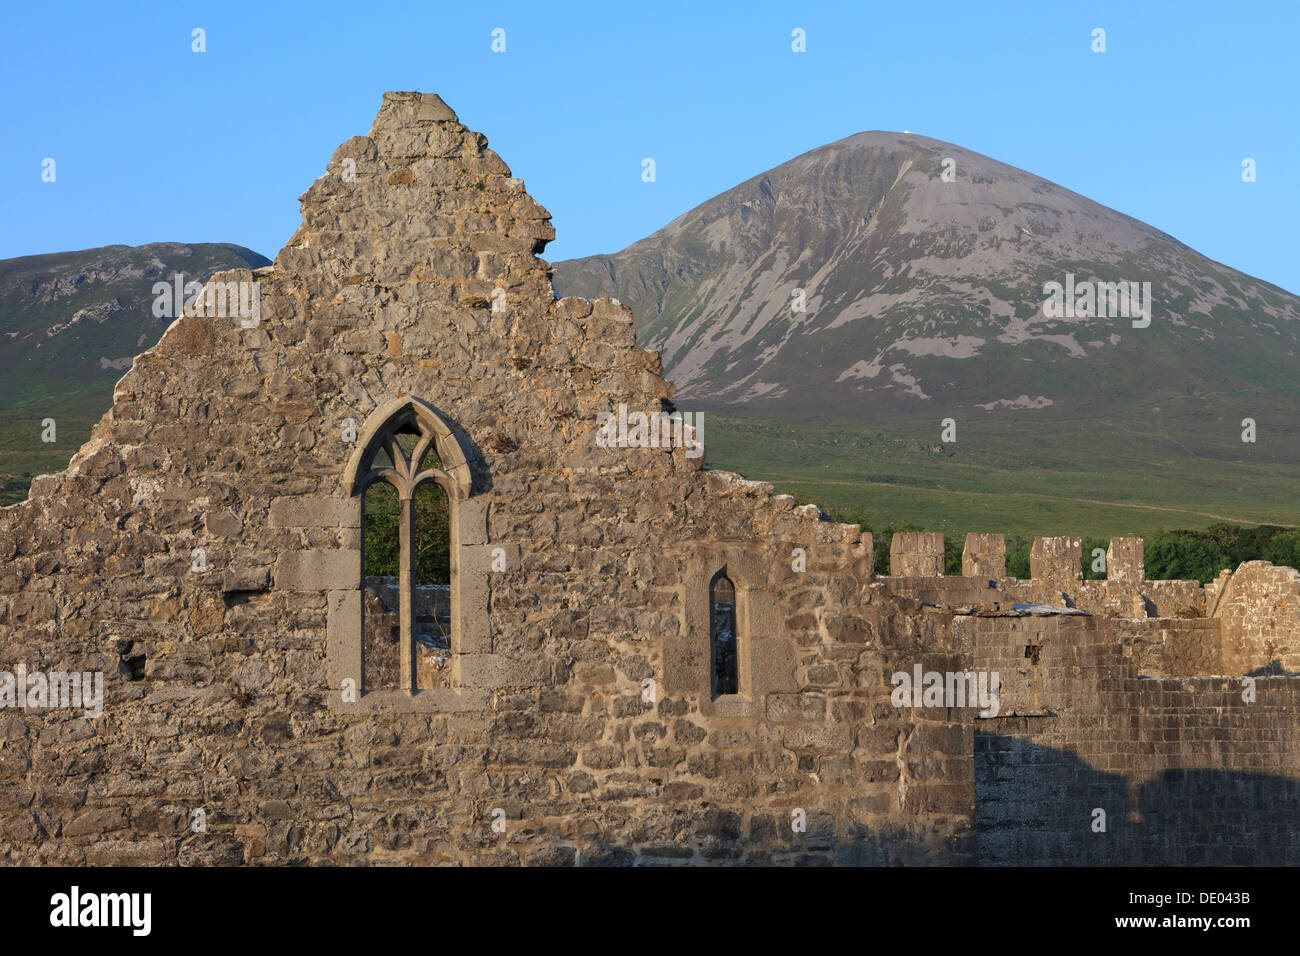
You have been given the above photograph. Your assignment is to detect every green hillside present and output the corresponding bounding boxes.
[0,242,269,503]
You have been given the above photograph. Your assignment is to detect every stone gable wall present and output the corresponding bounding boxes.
[0,93,970,865]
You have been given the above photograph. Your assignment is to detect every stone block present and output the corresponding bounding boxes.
[459,653,544,689]
[662,637,707,695]
[1106,537,1144,585]
[890,532,944,576]
[962,533,1005,578]
[461,541,519,573]
[1030,536,1082,588]
[459,498,489,546]
[326,588,361,697]
[276,549,359,590]
[269,496,359,529]
[222,567,270,593]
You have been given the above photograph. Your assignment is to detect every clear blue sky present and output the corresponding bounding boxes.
[2,0,1297,293]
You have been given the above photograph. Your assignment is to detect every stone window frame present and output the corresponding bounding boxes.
[709,567,739,698]
[351,402,461,695]
[325,395,515,713]
[667,549,792,717]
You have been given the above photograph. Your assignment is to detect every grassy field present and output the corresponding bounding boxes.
[701,412,1299,539]
[0,413,98,505]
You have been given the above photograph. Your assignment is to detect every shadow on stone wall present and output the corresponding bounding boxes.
[1246,659,1298,677]
[976,734,1300,865]
[525,815,975,867]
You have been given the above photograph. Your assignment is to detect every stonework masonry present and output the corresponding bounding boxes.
[0,93,1297,866]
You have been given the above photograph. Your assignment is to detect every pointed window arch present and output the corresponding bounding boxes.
[709,568,739,697]
[345,397,472,695]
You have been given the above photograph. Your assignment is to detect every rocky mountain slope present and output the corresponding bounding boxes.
[552,133,1300,443]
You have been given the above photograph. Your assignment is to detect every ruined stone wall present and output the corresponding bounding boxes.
[1213,562,1300,676]
[0,92,1295,867]
[0,93,972,866]
[966,615,1300,865]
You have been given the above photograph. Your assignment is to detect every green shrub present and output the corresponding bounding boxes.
[1144,535,1228,584]
[944,537,963,576]
[1082,537,1109,580]
[1005,538,1031,578]
[1262,530,1300,571]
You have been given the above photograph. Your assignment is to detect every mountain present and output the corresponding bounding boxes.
[551,132,1300,437]
[0,242,270,417]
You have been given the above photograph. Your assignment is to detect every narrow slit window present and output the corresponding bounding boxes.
[710,570,738,697]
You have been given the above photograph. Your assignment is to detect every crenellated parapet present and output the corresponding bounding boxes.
[878,530,1300,677]
[882,532,1208,618]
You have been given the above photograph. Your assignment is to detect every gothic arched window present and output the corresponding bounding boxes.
[709,569,738,697]
[346,398,468,696]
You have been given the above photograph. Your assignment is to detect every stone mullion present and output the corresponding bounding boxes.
[399,488,415,694]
